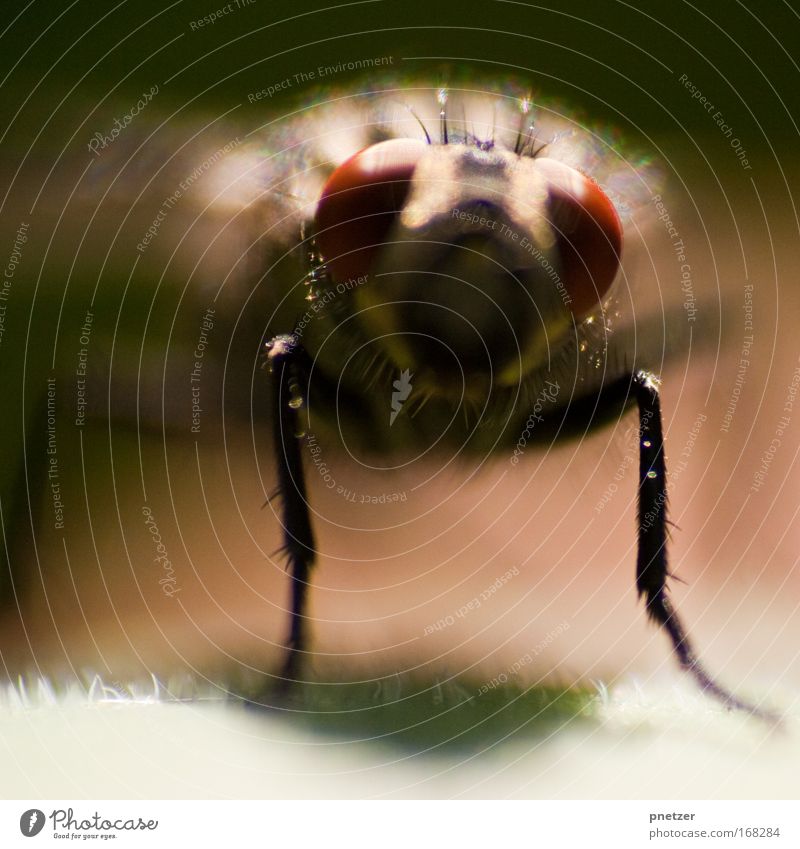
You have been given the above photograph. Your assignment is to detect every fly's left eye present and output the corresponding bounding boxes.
[314,138,427,283]
[535,158,623,318]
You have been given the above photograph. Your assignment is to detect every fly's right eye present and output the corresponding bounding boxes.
[534,157,623,318]
[314,138,427,283]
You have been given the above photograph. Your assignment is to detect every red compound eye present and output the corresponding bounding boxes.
[314,138,427,283]
[534,157,623,318]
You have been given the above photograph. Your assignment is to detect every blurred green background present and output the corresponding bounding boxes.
[4,0,797,308]
[5,0,797,149]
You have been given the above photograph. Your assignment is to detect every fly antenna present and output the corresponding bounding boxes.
[438,87,449,144]
[406,105,432,145]
[515,95,535,156]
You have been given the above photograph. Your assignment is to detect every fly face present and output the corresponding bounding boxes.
[319,142,577,399]
[293,107,625,460]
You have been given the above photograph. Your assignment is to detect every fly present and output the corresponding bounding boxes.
[261,83,775,720]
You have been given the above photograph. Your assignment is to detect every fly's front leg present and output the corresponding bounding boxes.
[266,333,315,689]
[631,371,776,720]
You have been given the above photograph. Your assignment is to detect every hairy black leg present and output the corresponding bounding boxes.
[631,371,776,719]
[266,333,315,688]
